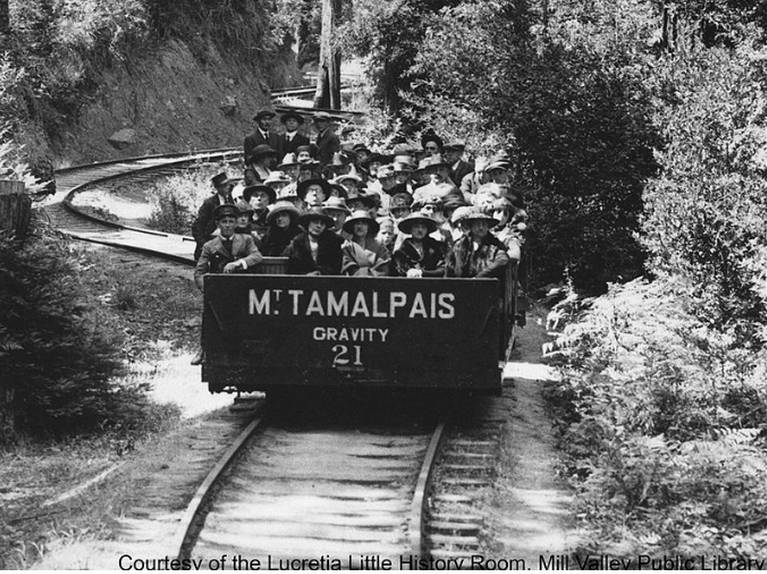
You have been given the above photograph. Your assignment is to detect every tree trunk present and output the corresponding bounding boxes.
[0,0,9,34]
[314,0,341,109]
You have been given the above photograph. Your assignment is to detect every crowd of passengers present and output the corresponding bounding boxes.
[192,108,528,287]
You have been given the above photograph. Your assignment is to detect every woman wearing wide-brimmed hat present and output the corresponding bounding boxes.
[260,200,301,256]
[392,212,446,278]
[297,178,332,208]
[244,144,278,185]
[284,206,343,275]
[446,208,509,278]
[341,210,391,276]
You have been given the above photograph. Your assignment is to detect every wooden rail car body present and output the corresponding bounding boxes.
[201,257,518,394]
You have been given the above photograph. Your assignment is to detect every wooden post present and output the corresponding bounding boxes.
[0,180,31,240]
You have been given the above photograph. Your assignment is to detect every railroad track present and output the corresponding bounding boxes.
[45,137,512,567]
[171,398,453,568]
[47,148,241,265]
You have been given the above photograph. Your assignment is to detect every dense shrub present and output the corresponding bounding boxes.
[145,164,224,235]
[544,278,767,557]
[642,46,767,344]
[0,229,154,442]
[398,0,658,292]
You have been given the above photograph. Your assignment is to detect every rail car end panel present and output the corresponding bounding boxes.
[201,275,501,393]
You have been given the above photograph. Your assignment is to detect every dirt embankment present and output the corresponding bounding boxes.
[42,39,299,167]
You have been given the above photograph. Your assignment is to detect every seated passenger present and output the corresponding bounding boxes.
[242,184,275,239]
[234,200,255,236]
[491,198,522,262]
[341,210,391,276]
[284,207,343,275]
[194,204,264,291]
[323,196,352,240]
[393,212,446,278]
[376,216,396,252]
[297,178,330,208]
[446,208,509,278]
[260,201,301,256]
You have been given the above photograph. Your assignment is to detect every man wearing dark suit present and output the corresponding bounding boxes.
[313,111,340,166]
[194,204,264,290]
[192,172,237,261]
[279,111,310,156]
[444,142,475,187]
[244,110,282,163]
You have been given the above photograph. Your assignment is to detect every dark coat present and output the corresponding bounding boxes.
[193,233,264,289]
[280,132,311,156]
[284,230,343,275]
[244,130,282,164]
[260,224,302,257]
[450,160,475,188]
[191,193,234,260]
[315,127,340,166]
[446,233,509,278]
[393,237,446,277]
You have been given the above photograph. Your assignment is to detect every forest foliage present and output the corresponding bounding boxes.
[337,0,767,557]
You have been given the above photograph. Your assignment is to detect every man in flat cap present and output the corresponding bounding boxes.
[244,109,282,163]
[279,111,310,155]
[194,203,264,288]
[191,203,264,365]
[191,172,237,261]
[313,111,340,166]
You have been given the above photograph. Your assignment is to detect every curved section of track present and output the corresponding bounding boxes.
[48,148,241,264]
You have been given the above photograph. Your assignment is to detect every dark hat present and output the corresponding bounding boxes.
[313,111,333,122]
[235,199,254,215]
[442,193,468,210]
[352,143,371,154]
[398,212,438,234]
[242,184,276,204]
[266,201,300,224]
[327,183,348,199]
[443,141,467,152]
[299,206,335,229]
[390,192,414,209]
[253,109,276,121]
[297,178,331,201]
[347,193,379,210]
[211,172,238,189]
[295,144,315,157]
[249,144,278,161]
[343,210,380,235]
[214,204,239,220]
[280,111,305,125]
[367,152,391,165]
[420,131,444,150]
[322,196,351,214]
[462,207,498,226]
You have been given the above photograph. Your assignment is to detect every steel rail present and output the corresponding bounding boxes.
[171,410,268,561]
[408,419,449,559]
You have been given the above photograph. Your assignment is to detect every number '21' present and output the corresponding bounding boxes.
[332,344,362,366]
